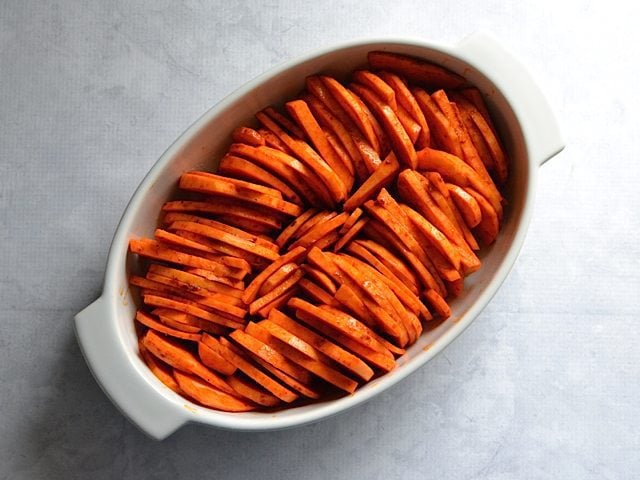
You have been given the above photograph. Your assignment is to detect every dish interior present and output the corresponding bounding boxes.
[109,41,529,424]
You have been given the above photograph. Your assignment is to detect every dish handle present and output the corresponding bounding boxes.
[74,297,187,440]
[456,32,565,166]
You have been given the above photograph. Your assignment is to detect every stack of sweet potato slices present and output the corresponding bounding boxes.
[129,51,509,412]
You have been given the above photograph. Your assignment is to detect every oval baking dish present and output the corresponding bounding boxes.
[75,32,564,440]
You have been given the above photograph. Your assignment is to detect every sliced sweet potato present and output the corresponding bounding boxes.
[333,218,368,252]
[232,126,265,147]
[354,239,420,293]
[425,288,451,319]
[263,106,305,139]
[180,171,303,217]
[162,199,282,232]
[214,336,298,402]
[142,330,236,395]
[342,151,400,212]
[198,341,237,376]
[259,263,299,297]
[288,298,393,356]
[129,238,246,279]
[413,87,463,159]
[363,194,444,296]
[249,354,321,399]
[218,155,303,204]
[344,242,429,320]
[465,187,500,246]
[302,92,367,181]
[229,329,313,385]
[303,265,337,294]
[275,208,318,248]
[297,278,339,307]
[416,147,503,219]
[447,183,482,228]
[143,295,244,330]
[353,70,397,110]
[286,99,355,192]
[249,269,304,315]
[246,322,358,393]
[136,311,200,341]
[242,246,307,304]
[154,308,229,336]
[350,83,417,169]
[226,374,281,407]
[256,110,346,204]
[400,204,461,271]
[290,212,349,249]
[173,370,255,411]
[367,51,466,89]
[294,309,395,373]
[168,220,278,262]
[378,71,431,148]
[331,253,417,345]
[319,75,381,154]
[186,268,244,290]
[228,143,327,205]
[139,342,183,394]
[268,309,374,381]
[147,265,241,300]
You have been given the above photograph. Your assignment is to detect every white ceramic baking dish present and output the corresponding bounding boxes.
[75,32,564,440]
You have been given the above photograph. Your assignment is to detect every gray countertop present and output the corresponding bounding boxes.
[1,1,638,479]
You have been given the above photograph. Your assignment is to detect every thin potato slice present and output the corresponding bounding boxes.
[367,51,466,89]
[342,151,400,212]
[242,246,307,305]
[246,322,358,393]
[256,110,346,204]
[173,370,255,412]
[198,341,237,376]
[162,199,282,232]
[275,208,319,249]
[226,374,281,407]
[378,71,431,148]
[268,310,374,381]
[180,171,302,217]
[142,330,236,396]
[139,342,183,394]
[447,183,482,228]
[351,83,417,169]
[214,336,298,402]
[218,155,303,204]
[320,75,381,155]
[229,329,314,385]
[232,126,265,147]
[129,238,246,279]
[136,311,202,342]
[286,99,355,192]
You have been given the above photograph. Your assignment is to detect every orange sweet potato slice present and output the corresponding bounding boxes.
[367,51,466,89]
[246,322,358,394]
[226,374,281,407]
[242,246,307,305]
[232,126,265,146]
[218,155,303,204]
[350,83,417,169]
[214,336,298,402]
[286,99,355,192]
[198,341,237,376]
[342,151,400,212]
[268,310,374,381]
[173,370,255,411]
[135,311,202,342]
[378,71,431,148]
[142,330,236,395]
